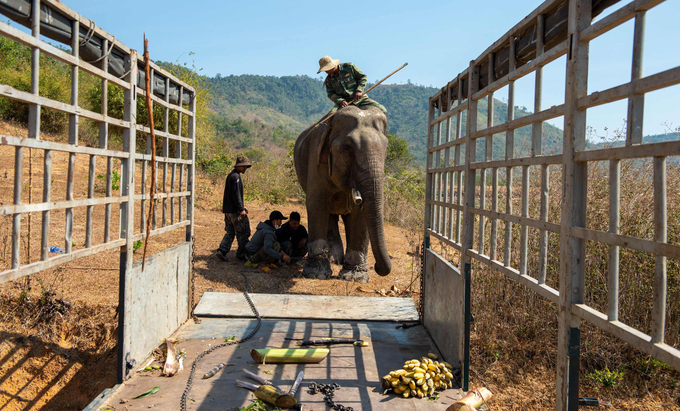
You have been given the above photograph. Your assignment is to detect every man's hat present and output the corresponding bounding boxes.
[269,211,288,221]
[317,55,340,74]
[235,155,252,168]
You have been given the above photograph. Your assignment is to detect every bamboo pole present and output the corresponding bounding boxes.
[141,34,157,271]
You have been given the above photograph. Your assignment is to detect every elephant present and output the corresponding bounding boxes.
[294,105,392,283]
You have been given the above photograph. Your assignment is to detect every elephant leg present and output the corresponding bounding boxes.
[327,214,344,264]
[338,212,370,284]
[302,191,333,280]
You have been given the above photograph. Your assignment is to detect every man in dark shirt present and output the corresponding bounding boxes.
[217,155,251,262]
[276,212,308,261]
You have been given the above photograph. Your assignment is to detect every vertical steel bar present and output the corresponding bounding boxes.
[177,86,184,219]
[186,94,196,242]
[626,11,646,146]
[607,159,620,321]
[65,19,79,254]
[445,87,452,238]
[504,37,516,267]
[490,167,499,260]
[117,50,138,384]
[455,78,463,244]
[652,156,667,343]
[40,149,52,260]
[28,0,41,139]
[162,77,170,228]
[519,165,529,274]
[150,69,158,230]
[12,148,23,268]
[478,167,487,254]
[141,158,147,233]
[86,155,95,248]
[99,38,109,150]
[557,1,591,408]
[538,164,550,284]
[435,96,443,234]
[533,14,545,157]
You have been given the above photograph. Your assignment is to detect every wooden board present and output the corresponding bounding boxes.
[193,292,419,322]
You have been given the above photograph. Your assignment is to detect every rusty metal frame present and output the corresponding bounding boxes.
[424,0,680,409]
[0,0,196,382]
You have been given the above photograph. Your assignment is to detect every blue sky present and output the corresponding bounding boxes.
[16,0,680,137]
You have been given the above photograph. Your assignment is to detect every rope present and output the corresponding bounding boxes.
[180,271,261,411]
[85,36,115,64]
[79,20,95,47]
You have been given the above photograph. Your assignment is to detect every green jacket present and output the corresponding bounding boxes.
[324,62,368,105]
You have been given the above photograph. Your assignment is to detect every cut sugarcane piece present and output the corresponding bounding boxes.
[447,387,493,411]
[236,380,298,408]
[250,348,329,364]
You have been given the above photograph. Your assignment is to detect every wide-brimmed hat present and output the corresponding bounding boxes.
[317,55,340,74]
[235,155,252,168]
[269,211,287,221]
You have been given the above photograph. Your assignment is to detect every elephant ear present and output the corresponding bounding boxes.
[315,126,332,170]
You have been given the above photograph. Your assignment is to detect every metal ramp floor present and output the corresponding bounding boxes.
[103,293,462,410]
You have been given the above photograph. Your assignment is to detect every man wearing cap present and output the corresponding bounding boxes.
[245,211,292,267]
[217,155,252,262]
[318,55,386,117]
[276,211,308,261]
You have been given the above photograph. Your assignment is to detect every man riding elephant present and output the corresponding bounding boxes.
[318,55,387,119]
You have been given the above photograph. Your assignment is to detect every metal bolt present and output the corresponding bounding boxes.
[573,287,579,294]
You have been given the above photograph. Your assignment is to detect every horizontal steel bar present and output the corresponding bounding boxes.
[0,85,130,128]
[571,227,680,259]
[427,229,463,252]
[0,21,131,90]
[429,100,468,127]
[429,136,467,153]
[573,303,680,372]
[136,125,192,143]
[136,154,192,165]
[471,104,566,140]
[472,40,568,101]
[469,207,561,233]
[136,88,194,116]
[0,135,129,158]
[428,164,466,174]
[578,66,680,110]
[0,196,128,216]
[431,69,469,102]
[575,140,680,162]
[426,200,465,212]
[136,58,196,94]
[0,239,126,285]
[131,220,190,241]
[133,191,191,201]
[469,154,563,169]
[467,249,560,303]
[580,0,665,42]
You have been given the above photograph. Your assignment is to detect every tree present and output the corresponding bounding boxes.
[385,132,413,174]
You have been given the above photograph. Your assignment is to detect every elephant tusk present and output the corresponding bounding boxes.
[351,188,362,206]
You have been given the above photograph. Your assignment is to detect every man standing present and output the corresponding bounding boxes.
[276,212,308,261]
[318,55,386,117]
[245,211,291,267]
[217,155,251,262]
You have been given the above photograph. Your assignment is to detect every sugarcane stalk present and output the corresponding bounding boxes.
[250,348,329,364]
[289,371,304,396]
[236,380,298,409]
[447,387,493,411]
[241,368,273,386]
[298,338,369,347]
[203,363,226,379]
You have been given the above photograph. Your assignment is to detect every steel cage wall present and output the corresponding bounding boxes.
[0,0,197,382]
[423,0,680,409]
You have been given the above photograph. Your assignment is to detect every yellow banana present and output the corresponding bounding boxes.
[428,353,438,360]
[445,372,453,379]
[442,361,453,369]
[413,367,426,374]
[416,378,425,386]
[402,390,410,398]
[413,372,424,379]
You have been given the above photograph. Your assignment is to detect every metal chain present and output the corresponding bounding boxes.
[418,240,425,318]
[308,382,353,411]
[189,235,199,323]
[180,271,261,411]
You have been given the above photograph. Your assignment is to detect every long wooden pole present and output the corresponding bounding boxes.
[141,34,156,271]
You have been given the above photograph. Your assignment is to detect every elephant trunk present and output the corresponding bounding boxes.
[357,157,392,276]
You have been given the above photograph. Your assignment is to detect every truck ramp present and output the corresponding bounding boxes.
[103,292,461,410]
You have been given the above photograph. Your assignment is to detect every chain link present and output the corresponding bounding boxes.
[418,240,425,318]
[180,271,262,411]
[189,235,199,323]
[308,382,353,411]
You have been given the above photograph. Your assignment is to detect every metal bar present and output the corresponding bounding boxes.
[118,50,138,383]
[519,165,529,275]
[467,206,561,233]
[99,38,109,150]
[504,38,516,268]
[575,139,680,162]
[141,157,147,234]
[132,220,191,242]
[577,66,680,110]
[468,249,560,303]
[557,1,591,407]
[28,0,40,139]
[580,0,663,42]
[538,164,550,284]
[86,155,95,248]
[136,88,193,116]
[471,104,566,141]
[65,19,79,255]
[445,87,453,239]
[135,125,193,144]
[0,135,129,158]
[163,77,170,228]
[1,239,127,285]
[626,10,646,146]
[463,262,471,392]
[133,191,191,201]
[428,230,463,252]
[533,14,545,157]
[608,159,620,321]
[40,150,51,261]
[177,86,184,221]
[1,196,130,216]
[104,156,112,243]
[652,156,667,343]
[478,168,487,253]
[490,168,499,260]
[570,226,680,259]
[12,147,23,268]
[455,80,463,243]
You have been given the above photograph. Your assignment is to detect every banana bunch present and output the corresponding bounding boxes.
[381,353,455,399]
